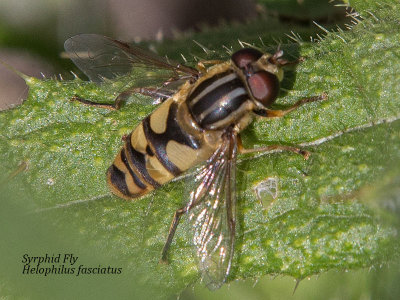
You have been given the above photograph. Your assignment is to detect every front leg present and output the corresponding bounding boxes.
[253,93,327,118]
[243,93,327,156]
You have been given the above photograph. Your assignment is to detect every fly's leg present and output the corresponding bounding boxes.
[70,95,119,110]
[269,49,305,67]
[275,57,304,66]
[175,64,199,77]
[238,137,309,208]
[198,59,225,65]
[160,193,205,264]
[130,87,174,104]
[237,137,310,159]
[239,93,328,158]
[242,93,327,208]
[160,207,186,264]
[196,60,225,73]
[253,93,327,118]
[162,65,200,85]
[133,87,174,99]
[70,87,172,110]
[269,49,305,66]
[238,93,328,157]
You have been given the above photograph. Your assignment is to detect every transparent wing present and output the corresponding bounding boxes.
[64,34,199,89]
[186,129,237,290]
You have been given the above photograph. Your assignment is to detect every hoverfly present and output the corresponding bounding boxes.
[64,34,325,289]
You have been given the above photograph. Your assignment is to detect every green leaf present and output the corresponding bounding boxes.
[1,0,399,298]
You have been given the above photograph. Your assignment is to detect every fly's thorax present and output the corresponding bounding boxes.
[186,62,254,131]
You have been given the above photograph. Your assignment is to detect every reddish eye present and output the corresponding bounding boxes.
[247,71,279,107]
[231,48,263,69]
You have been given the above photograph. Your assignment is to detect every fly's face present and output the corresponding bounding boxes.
[231,48,284,111]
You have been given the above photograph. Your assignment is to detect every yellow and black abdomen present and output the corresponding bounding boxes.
[107,64,253,200]
[107,96,216,200]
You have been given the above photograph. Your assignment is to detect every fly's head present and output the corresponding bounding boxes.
[231,48,285,110]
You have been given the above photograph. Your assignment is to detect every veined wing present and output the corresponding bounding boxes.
[187,128,237,290]
[64,34,199,89]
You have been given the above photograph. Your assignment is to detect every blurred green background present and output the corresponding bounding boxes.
[1,1,399,299]
[0,0,344,110]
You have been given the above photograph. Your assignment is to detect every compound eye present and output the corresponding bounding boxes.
[231,48,263,69]
[247,71,279,107]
